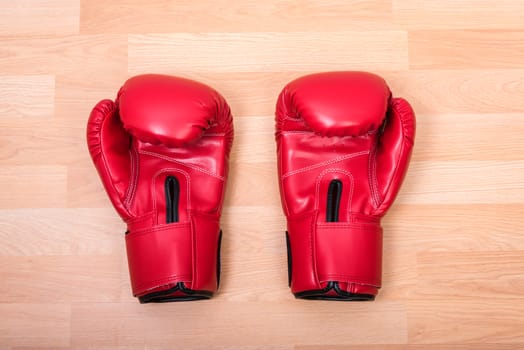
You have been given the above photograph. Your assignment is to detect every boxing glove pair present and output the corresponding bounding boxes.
[87,72,415,303]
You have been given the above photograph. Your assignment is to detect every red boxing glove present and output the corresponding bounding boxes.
[87,75,233,302]
[276,72,415,300]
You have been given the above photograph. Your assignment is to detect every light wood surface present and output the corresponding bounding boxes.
[1,1,523,349]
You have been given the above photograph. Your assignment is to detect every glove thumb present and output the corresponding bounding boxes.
[87,100,132,219]
[373,98,416,215]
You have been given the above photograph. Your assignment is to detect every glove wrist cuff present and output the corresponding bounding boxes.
[125,213,221,303]
[287,214,383,301]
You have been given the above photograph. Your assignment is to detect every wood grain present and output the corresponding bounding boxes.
[0,35,127,76]
[393,0,524,30]
[0,76,55,119]
[128,31,409,74]
[408,298,524,343]
[409,30,524,69]
[0,304,70,347]
[385,204,524,251]
[412,113,524,161]
[414,251,524,299]
[297,345,524,350]
[70,302,407,347]
[0,166,67,208]
[384,70,524,115]
[0,0,79,36]
[398,160,524,204]
[81,0,394,33]
[0,0,523,349]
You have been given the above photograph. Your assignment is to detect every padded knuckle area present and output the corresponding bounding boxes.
[280,71,391,137]
[117,74,229,147]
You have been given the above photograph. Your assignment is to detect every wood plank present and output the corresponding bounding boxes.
[297,345,524,350]
[383,70,524,115]
[144,347,292,350]
[0,0,79,36]
[0,121,83,166]
[0,255,122,303]
[0,304,70,347]
[415,251,524,299]
[398,161,524,204]
[54,74,129,122]
[409,31,524,69]
[230,116,276,164]
[385,204,524,251]
[128,32,409,73]
[412,113,524,161]
[393,0,524,29]
[66,166,116,208]
[81,0,393,34]
[0,76,55,119]
[221,206,285,256]
[0,166,67,208]
[0,208,121,256]
[224,162,280,207]
[71,302,407,347]
[210,207,289,302]
[408,298,524,343]
[0,35,127,76]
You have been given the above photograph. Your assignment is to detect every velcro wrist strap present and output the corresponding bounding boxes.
[315,222,382,287]
[125,213,221,298]
[287,214,382,294]
[126,223,193,296]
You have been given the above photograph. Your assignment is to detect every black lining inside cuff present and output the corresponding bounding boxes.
[138,282,213,303]
[294,281,375,301]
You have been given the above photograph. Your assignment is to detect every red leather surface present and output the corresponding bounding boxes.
[126,213,220,294]
[276,72,415,297]
[126,224,193,293]
[118,75,233,149]
[315,223,382,288]
[87,74,233,299]
[278,71,389,137]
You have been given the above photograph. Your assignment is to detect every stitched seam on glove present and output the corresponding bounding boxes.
[124,147,140,208]
[315,168,353,214]
[310,211,321,289]
[281,150,369,179]
[318,274,380,286]
[191,214,197,290]
[152,168,191,217]
[140,150,224,180]
[126,223,191,238]
[316,224,379,231]
[280,130,378,137]
[98,107,132,218]
[279,149,290,216]
[369,142,381,208]
[377,140,404,214]
[373,101,409,215]
[134,275,192,293]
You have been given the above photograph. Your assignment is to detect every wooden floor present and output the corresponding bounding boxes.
[1,0,524,349]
